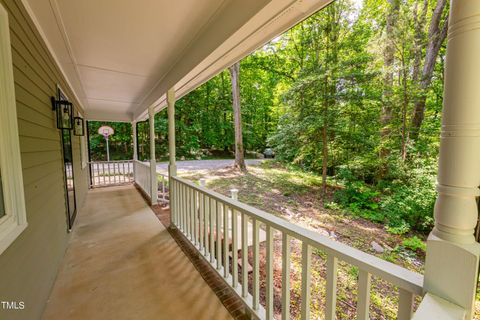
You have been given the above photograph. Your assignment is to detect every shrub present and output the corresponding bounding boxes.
[402,236,426,252]
[380,159,436,234]
[334,167,383,222]
[333,159,437,235]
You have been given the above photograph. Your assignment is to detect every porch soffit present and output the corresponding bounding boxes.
[21,0,333,122]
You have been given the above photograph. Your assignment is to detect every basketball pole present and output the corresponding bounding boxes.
[106,136,110,161]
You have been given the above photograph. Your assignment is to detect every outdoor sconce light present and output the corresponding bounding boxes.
[73,117,85,136]
[51,97,73,130]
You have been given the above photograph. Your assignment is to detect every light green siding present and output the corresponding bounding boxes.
[0,0,89,319]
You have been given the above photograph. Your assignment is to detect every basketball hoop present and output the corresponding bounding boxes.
[98,126,114,139]
[98,126,114,161]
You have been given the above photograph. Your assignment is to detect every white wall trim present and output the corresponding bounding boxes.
[0,3,28,255]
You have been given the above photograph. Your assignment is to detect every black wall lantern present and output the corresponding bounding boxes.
[51,97,73,130]
[73,117,85,136]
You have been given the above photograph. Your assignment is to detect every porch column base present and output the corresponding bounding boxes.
[424,234,480,319]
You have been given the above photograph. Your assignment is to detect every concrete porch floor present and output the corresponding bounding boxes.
[42,185,232,320]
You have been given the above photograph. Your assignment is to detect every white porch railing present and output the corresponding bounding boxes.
[157,172,169,203]
[89,160,134,187]
[133,160,170,203]
[134,160,151,198]
[170,176,424,320]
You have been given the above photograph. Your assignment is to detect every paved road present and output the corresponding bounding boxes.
[156,159,265,173]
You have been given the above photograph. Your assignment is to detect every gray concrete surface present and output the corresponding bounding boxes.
[156,159,265,174]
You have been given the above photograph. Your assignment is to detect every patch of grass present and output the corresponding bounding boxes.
[381,249,400,263]
[347,265,359,278]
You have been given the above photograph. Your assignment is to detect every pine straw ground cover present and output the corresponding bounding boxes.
[178,161,479,319]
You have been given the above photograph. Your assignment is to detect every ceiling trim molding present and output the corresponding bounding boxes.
[88,97,141,104]
[76,63,149,78]
[19,0,87,114]
[85,110,133,123]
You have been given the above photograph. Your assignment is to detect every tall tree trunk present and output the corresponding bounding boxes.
[322,114,328,197]
[412,0,428,85]
[410,0,448,141]
[229,62,247,172]
[320,5,339,199]
[401,54,409,161]
[220,71,227,149]
[379,0,400,177]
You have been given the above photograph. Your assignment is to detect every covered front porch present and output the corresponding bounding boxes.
[12,0,480,319]
[42,185,232,320]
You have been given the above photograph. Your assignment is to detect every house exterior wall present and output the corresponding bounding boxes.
[0,0,89,319]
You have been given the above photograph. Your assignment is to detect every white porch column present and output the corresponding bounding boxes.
[167,89,177,177]
[149,106,158,205]
[132,121,137,183]
[424,2,480,318]
[167,89,177,227]
[132,121,138,161]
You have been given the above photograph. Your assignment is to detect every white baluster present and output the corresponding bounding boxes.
[199,191,204,251]
[357,270,371,320]
[232,208,238,288]
[397,288,414,320]
[266,225,274,320]
[325,255,338,320]
[216,201,222,270]
[209,197,215,264]
[301,242,311,320]
[253,218,260,310]
[194,190,199,246]
[282,233,291,320]
[223,203,229,278]
[241,212,249,298]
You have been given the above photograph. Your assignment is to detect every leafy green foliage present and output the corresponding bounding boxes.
[402,236,427,252]
[380,158,436,233]
[332,158,436,234]
[334,168,383,222]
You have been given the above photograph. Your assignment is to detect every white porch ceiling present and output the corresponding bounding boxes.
[22,0,333,122]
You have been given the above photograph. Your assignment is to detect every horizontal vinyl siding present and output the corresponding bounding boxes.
[0,1,89,319]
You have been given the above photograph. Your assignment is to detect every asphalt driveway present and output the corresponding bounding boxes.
[156,159,264,174]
